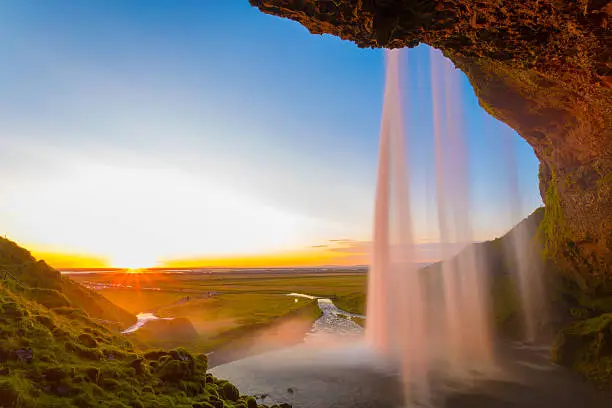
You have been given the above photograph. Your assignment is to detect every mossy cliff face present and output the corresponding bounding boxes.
[249,0,612,287]
[0,238,278,408]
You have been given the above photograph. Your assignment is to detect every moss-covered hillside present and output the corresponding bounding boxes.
[0,239,286,408]
[0,238,135,328]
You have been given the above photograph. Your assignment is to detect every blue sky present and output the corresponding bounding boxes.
[0,1,542,267]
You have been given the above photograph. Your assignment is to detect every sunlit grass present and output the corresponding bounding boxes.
[68,270,368,351]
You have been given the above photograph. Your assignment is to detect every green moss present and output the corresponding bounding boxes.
[29,288,72,309]
[0,376,32,407]
[539,174,568,260]
[220,383,239,402]
[191,402,215,408]
[0,280,258,408]
[78,333,98,348]
[0,235,135,327]
[552,314,612,388]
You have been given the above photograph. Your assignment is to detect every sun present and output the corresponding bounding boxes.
[110,254,158,270]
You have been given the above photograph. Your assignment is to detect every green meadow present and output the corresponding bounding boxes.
[68,271,367,352]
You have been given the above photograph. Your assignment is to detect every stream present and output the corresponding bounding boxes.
[295,296,365,340]
[122,293,365,339]
[121,312,173,334]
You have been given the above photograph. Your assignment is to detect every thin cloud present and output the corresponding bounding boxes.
[318,239,471,264]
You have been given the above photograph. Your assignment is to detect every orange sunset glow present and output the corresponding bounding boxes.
[23,238,454,270]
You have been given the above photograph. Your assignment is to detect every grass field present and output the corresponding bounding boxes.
[67,270,367,353]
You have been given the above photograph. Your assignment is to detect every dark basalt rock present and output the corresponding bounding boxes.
[249,0,612,289]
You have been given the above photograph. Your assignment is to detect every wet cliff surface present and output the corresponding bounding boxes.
[249,0,612,289]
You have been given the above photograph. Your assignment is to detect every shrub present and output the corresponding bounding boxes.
[169,348,193,362]
[205,384,219,398]
[179,380,202,396]
[245,396,258,408]
[158,360,192,382]
[144,350,169,361]
[221,382,239,401]
[194,354,208,372]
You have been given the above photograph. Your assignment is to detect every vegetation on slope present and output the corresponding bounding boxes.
[0,237,135,328]
[552,313,612,389]
[0,282,276,407]
[0,239,286,407]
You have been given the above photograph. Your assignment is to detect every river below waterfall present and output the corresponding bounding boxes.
[305,298,364,340]
[123,293,364,339]
[121,312,173,334]
[208,299,612,407]
[211,340,612,408]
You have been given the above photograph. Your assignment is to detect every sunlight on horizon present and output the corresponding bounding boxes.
[1,153,357,268]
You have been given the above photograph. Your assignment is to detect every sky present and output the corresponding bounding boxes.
[0,1,542,269]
